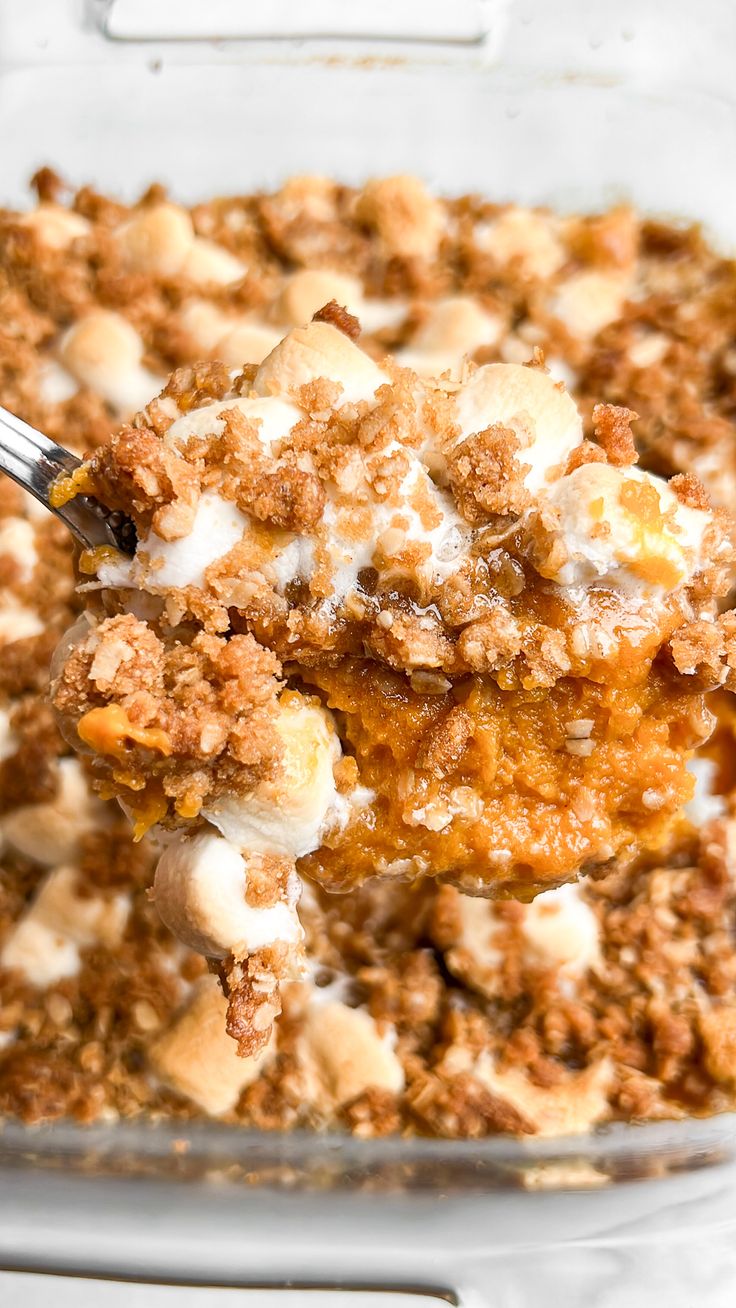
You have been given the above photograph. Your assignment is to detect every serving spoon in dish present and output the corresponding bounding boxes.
[0,403,136,554]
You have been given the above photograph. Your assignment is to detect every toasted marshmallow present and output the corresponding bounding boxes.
[179,300,233,353]
[399,296,501,377]
[520,883,601,975]
[473,1053,613,1137]
[37,359,79,405]
[444,882,600,1000]
[154,829,303,960]
[539,463,708,592]
[0,516,37,583]
[355,175,444,260]
[454,362,583,491]
[298,999,404,1109]
[180,237,245,286]
[116,202,196,277]
[117,202,244,285]
[274,269,405,339]
[476,208,566,281]
[1,757,103,866]
[60,310,162,416]
[18,204,91,250]
[443,894,505,999]
[273,174,338,223]
[216,321,282,367]
[413,297,501,357]
[551,270,630,340]
[0,601,43,645]
[276,268,365,327]
[254,321,388,406]
[203,693,343,859]
[0,864,129,987]
[180,301,281,365]
[149,975,274,1116]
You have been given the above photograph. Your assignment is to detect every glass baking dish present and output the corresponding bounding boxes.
[1,1,736,1299]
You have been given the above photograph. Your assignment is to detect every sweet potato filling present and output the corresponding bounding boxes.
[301,660,706,897]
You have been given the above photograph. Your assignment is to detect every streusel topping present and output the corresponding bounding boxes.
[48,309,735,1052]
[2,172,736,1130]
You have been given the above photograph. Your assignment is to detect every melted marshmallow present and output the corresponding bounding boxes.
[99,490,248,593]
[0,516,37,582]
[540,463,708,593]
[202,695,344,858]
[454,362,583,492]
[154,830,303,959]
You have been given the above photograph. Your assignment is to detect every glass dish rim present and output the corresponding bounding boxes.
[2,1110,735,1194]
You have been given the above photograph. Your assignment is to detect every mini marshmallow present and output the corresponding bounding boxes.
[0,601,43,645]
[477,208,566,281]
[444,893,505,1000]
[276,268,365,327]
[355,175,444,261]
[0,864,129,987]
[60,310,162,416]
[0,516,37,583]
[216,322,282,367]
[298,999,404,1109]
[454,362,583,491]
[274,268,407,337]
[116,203,245,285]
[443,882,600,1001]
[539,463,708,592]
[686,756,727,828]
[116,203,196,277]
[203,694,343,859]
[102,490,249,593]
[412,297,502,356]
[149,975,274,1116]
[520,883,601,975]
[37,359,79,405]
[551,270,630,340]
[179,300,233,353]
[18,204,91,250]
[399,296,501,377]
[253,321,388,406]
[1,756,103,866]
[473,1053,613,1137]
[153,829,303,960]
[165,396,302,451]
[180,300,281,364]
[180,237,245,287]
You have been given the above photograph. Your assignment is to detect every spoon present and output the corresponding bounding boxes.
[0,404,136,554]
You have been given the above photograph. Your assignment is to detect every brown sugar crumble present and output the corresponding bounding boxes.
[1,172,736,1139]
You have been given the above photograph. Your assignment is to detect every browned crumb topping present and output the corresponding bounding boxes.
[312,299,361,340]
[53,613,282,824]
[2,174,736,1140]
[83,426,200,541]
[591,402,639,466]
[445,423,529,525]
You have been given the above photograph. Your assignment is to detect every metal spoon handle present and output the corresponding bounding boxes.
[0,405,134,553]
